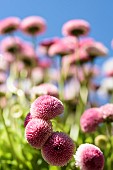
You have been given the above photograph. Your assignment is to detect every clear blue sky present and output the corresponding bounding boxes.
[0,0,113,58]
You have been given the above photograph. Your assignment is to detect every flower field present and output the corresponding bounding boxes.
[0,16,113,170]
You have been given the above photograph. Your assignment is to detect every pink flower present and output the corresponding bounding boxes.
[0,17,20,34]
[19,41,38,67]
[48,37,76,57]
[24,112,32,127]
[31,83,59,98]
[63,49,89,65]
[74,143,104,170]
[84,42,108,57]
[20,16,46,36]
[62,19,90,37]
[41,132,75,166]
[79,38,95,47]
[100,103,113,122]
[38,37,60,55]
[30,95,64,120]
[80,108,103,133]
[25,118,52,149]
[0,36,22,54]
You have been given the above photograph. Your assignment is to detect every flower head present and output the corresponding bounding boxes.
[100,103,113,122]
[25,118,52,149]
[0,17,20,34]
[85,42,108,57]
[80,108,103,133]
[48,37,75,57]
[30,95,64,120]
[38,37,60,55]
[20,16,46,36]
[74,143,104,170]
[62,19,90,37]
[41,132,75,166]
[31,83,59,98]
[0,36,22,54]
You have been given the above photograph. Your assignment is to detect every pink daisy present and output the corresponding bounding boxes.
[80,108,103,133]
[100,103,113,122]
[0,17,20,34]
[31,83,59,98]
[20,16,46,36]
[48,37,76,57]
[62,19,90,37]
[41,132,75,166]
[74,143,104,170]
[25,118,52,149]
[38,37,60,55]
[30,95,64,120]
[0,36,22,54]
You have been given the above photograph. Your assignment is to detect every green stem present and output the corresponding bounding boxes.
[59,55,64,101]
[105,123,113,170]
[0,108,29,169]
[0,108,19,165]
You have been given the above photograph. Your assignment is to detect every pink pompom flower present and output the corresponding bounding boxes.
[41,132,75,166]
[0,17,20,34]
[20,16,46,36]
[100,103,113,122]
[62,19,90,37]
[31,83,59,98]
[48,36,76,57]
[74,143,104,170]
[25,118,52,149]
[30,95,64,120]
[38,37,60,55]
[0,36,22,54]
[84,42,108,57]
[80,108,103,133]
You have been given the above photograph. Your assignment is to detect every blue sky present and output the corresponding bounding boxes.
[0,0,113,58]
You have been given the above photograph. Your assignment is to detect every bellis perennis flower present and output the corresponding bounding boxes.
[80,108,103,133]
[25,118,52,149]
[74,143,104,170]
[30,95,64,120]
[41,132,75,166]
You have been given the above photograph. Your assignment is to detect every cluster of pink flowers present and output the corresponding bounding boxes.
[80,103,113,133]
[24,94,75,166]
[39,19,108,63]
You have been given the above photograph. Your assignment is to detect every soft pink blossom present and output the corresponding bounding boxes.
[30,95,64,120]
[31,83,59,98]
[25,118,52,149]
[41,132,75,166]
[100,103,113,122]
[80,108,103,133]
[20,16,46,36]
[0,36,22,54]
[0,17,20,34]
[48,37,76,57]
[74,143,104,170]
[38,37,60,55]
[62,19,90,37]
